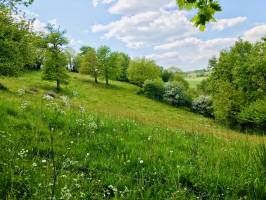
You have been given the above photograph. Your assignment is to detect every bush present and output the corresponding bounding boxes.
[143,79,164,100]
[192,96,214,117]
[238,99,266,132]
[171,73,189,89]
[163,82,192,107]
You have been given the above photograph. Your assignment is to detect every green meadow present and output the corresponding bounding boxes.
[0,72,265,199]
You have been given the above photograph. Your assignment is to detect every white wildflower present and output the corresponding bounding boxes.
[32,162,37,167]
[18,149,28,158]
[42,159,47,164]
[17,88,25,96]
[43,94,54,101]
[139,160,144,164]
[60,95,69,106]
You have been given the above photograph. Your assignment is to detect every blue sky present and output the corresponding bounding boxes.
[26,0,266,71]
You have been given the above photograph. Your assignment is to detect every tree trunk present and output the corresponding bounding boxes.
[95,75,98,83]
[56,79,60,90]
[106,78,109,85]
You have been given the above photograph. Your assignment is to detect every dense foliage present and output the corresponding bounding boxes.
[42,24,69,90]
[238,98,266,132]
[163,81,192,107]
[207,39,266,131]
[0,8,38,76]
[128,58,161,87]
[143,79,164,100]
[80,48,99,83]
[192,95,214,117]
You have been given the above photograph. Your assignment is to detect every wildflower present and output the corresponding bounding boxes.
[72,90,79,97]
[43,94,54,101]
[32,162,37,167]
[18,149,28,158]
[20,101,30,110]
[60,186,72,200]
[108,185,118,193]
[17,88,25,96]
[42,159,47,164]
[79,106,85,113]
[139,160,144,164]
[148,136,152,141]
[60,95,69,106]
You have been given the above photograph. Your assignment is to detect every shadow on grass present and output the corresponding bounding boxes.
[78,77,124,91]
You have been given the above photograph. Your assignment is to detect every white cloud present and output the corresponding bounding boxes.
[92,10,198,49]
[92,0,115,7]
[31,19,47,33]
[211,17,247,31]
[108,0,175,15]
[91,0,255,70]
[148,37,236,70]
[243,24,266,42]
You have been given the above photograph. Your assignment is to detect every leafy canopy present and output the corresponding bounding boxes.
[42,24,69,90]
[80,47,99,83]
[128,58,161,87]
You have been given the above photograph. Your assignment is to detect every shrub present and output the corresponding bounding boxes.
[163,82,192,107]
[192,96,214,117]
[143,79,164,100]
[238,99,266,132]
[171,73,189,89]
[161,69,174,82]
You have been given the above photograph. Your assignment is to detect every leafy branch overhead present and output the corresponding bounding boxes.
[0,0,34,10]
[177,0,222,30]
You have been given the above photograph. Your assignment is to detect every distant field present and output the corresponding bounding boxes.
[0,72,265,199]
[185,77,207,89]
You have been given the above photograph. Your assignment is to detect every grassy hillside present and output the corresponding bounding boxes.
[0,72,265,199]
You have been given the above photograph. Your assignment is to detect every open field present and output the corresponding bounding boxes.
[0,72,265,199]
[185,77,207,89]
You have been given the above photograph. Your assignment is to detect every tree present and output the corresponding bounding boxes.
[161,69,174,82]
[0,7,37,76]
[97,46,120,85]
[128,58,161,87]
[117,52,130,82]
[0,0,34,11]
[80,46,94,56]
[207,39,266,130]
[80,48,99,83]
[42,24,69,90]
[177,0,222,30]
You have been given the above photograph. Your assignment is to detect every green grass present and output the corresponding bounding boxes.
[186,77,206,89]
[0,72,265,199]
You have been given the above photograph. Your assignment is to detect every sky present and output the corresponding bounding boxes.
[25,0,266,71]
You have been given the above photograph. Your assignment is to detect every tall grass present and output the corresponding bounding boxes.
[0,83,265,199]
